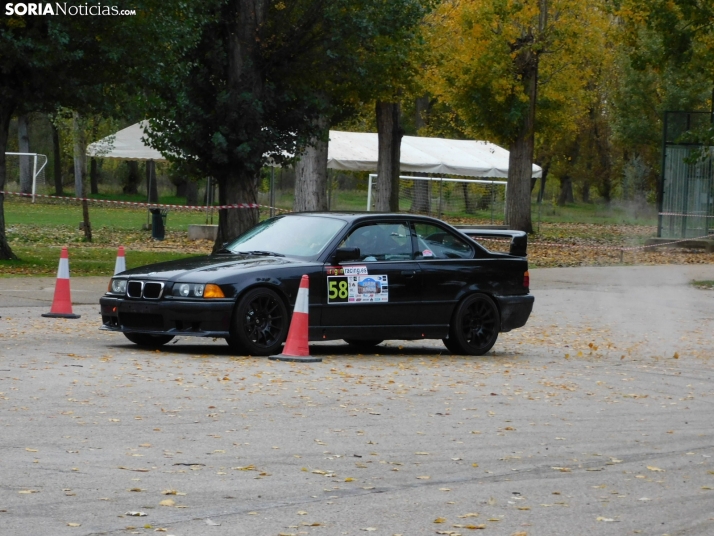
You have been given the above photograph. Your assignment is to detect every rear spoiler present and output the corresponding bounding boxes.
[456,228,528,257]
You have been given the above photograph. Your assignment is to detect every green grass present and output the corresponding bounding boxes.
[4,196,217,231]
[0,245,198,277]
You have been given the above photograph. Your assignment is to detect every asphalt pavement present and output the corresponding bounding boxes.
[1,265,714,536]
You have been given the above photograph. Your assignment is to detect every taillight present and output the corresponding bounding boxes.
[523,271,530,288]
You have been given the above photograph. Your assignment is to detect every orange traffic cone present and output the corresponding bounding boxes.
[42,246,81,319]
[114,245,126,275]
[270,274,320,363]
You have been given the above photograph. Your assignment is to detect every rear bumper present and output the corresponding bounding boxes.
[99,296,233,338]
[494,294,534,332]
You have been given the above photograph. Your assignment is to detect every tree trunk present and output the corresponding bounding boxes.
[581,179,590,203]
[186,179,199,205]
[146,160,159,203]
[557,174,574,205]
[375,100,403,212]
[51,121,63,196]
[18,114,32,194]
[0,104,18,260]
[72,112,91,241]
[462,182,478,214]
[293,114,328,212]
[506,60,537,232]
[90,158,99,194]
[214,171,259,253]
[72,112,86,198]
[506,132,535,233]
[537,161,550,203]
[410,96,431,214]
[211,0,266,252]
[123,161,140,194]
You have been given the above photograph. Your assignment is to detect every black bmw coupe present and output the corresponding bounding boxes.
[100,212,533,356]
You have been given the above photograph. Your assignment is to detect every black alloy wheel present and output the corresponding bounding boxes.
[443,293,500,355]
[123,333,174,347]
[228,288,288,356]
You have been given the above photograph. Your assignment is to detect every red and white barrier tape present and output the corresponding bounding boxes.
[0,190,290,212]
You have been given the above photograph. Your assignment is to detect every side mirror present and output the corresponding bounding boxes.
[333,247,361,263]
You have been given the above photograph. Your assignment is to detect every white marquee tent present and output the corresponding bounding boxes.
[87,123,541,178]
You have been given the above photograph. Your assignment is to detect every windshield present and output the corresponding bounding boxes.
[225,215,347,258]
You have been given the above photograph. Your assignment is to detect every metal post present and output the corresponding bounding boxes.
[205,177,211,224]
[658,112,669,237]
[490,181,495,224]
[31,154,38,203]
[367,174,374,211]
[270,167,275,218]
[438,178,443,219]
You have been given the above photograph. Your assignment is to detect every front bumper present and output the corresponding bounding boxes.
[494,294,534,332]
[100,296,234,338]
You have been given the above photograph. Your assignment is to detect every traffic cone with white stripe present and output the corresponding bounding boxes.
[114,245,126,275]
[270,274,320,363]
[42,246,81,319]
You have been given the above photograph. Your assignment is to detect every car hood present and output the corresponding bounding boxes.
[116,254,304,283]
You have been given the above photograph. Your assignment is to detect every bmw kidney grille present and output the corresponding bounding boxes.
[127,280,164,299]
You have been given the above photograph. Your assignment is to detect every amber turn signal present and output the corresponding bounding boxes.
[203,283,225,298]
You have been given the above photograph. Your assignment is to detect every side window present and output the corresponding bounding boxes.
[340,222,412,261]
[413,223,474,260]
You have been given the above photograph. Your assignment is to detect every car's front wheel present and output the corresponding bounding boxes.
[228,288,289,356]
[123,333,174,347]
[443,293,500,355]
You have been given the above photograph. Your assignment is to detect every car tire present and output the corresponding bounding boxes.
[444,293,500,355]
[123,333,174,347]
[344,339,384,350]
[228,287,289,356]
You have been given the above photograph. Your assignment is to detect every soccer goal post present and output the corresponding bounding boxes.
[5,152,49,202]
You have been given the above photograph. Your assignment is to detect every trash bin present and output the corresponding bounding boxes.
[150,208,167,240]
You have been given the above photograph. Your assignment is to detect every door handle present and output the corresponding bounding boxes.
[401,270,416,277]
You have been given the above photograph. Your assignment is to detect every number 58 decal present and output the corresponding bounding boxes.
[327,276,349,303]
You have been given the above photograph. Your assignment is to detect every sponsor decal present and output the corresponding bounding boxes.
[328,274,389,304]
[325,266,344,276]
[422,249,434,257]
[343,265,369,275]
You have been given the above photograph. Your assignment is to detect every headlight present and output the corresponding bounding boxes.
[172,283,224,298]
[110,279,127,294]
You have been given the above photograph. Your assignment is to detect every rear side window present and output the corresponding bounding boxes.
[413,223,474,260]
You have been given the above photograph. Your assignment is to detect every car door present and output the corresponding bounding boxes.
[320,221,422,331]
[413,221,489,328]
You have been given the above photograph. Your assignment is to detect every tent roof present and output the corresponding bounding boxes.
[87,121,165,162]
[87,124,541,178]
[328,131,541,178]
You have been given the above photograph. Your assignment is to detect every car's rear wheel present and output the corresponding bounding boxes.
[443,293,499,355]
[228,288,289,356]
[344,339,384,350]
[123,333,174,347]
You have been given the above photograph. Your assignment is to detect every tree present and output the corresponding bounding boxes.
[425,0,606,231]
[612,1,714,202]
[0,1,190,259]
[285,0,431,213]
[148,0,430,248]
